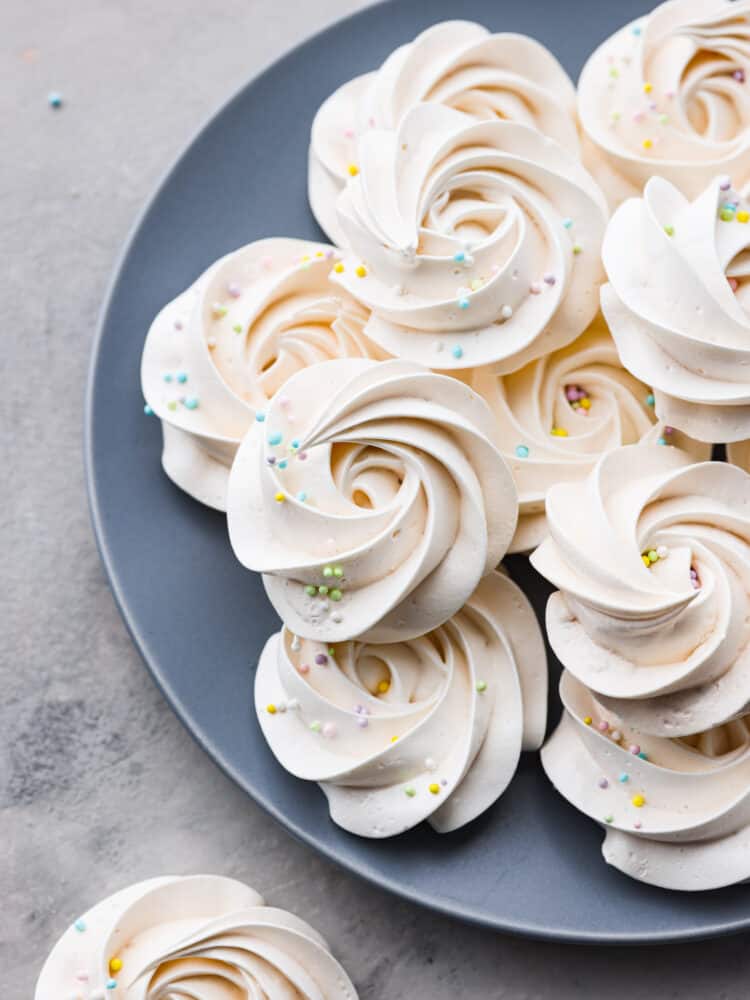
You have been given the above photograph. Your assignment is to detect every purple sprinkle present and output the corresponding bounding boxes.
[227,282,241,298]
[598,778,609,789]
[298,451,308,461]
[174,319,183,330]
[719,175,732,191]
[267,456,276,466]
[734,69,746,83]
[629,744,640,755]
[315,654,328,666]
[565,386,579,402]
[543,273,556,286]
[356,717,368,728]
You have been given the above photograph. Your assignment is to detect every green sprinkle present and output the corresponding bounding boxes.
[476,680,487,693]
[305,585,316,596]
[720,208,735,222]
[318,585,329,596]
[310,721,322,733]
[322,566,334,578]
[604,814,614,824]
[329,589,342,602]
[333,566,344,578]
[663,225,674,236]
[404,786,416,797]
[572,243,583,255]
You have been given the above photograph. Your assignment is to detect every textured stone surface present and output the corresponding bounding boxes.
[3,1,750,996]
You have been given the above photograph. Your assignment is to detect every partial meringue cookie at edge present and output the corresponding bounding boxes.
[256,569,547,838]
[470,312,710,553]
[530,443,750,738]
[141,237,384,510]
[578,0,750,211]
[601,175,750,442]
[227,357,518,643]
[542,670,750,891]
[329,103,608,373]
[35,874,358,999]
[309,18,580,246]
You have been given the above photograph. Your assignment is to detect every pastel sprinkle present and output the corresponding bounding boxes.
[277,459,288,469]
[476,680,487,693]
[334,262,345,273]
[664,225,674,236]
[143,404,153,415]
[453,251,465,263]
[377,680,390,694]
[515,444,529,459]
[212,303,228,318]
[268,432,283,446]
[166,401,177,411]
[457,297,470,310]
[255,411,266,422]
[719,175,732,191]
[451,345,464,359]
[310,721,322,733]
[106,980,118,991]
[48,91,63,108]
[632,794,645,808]
[163,373,173,383]
[315,654,328,666]
[274,492,285,503]
[629,744,641,755]
[646,393,655,407]
[305,585,316,596]
[347,164,359,176]
[597,721,610,733]
[322,722,337,738]
[501,304,513,320]
[583,716,592,726]
[228,283,241,298]
[183,397,199,410]
[619,773,629,783]
[333,566,344,578]
[329,589,342,602]
[355,264,367,278]
[603,814,614,824]
[738,211,749,223]
[233,323,243,333]
[176,372,187,384]
[572,243,583,255]
[405,786,416,797]
[638,751,649,761]
[318,586,329,596]
[74,919,86,932]
[598,777,609,789]
[266,704,277,715]
[297,492,307,502]
[562,218,573,229]
[429,783,441,795]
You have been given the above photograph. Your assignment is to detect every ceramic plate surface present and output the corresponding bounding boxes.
[86,0,750,943]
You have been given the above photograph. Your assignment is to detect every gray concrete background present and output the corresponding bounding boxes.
[3,1,750,996]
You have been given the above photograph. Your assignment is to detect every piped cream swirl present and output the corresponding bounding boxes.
[602,175,750,442]
[329,102,607,372]
[542,671,750,890]
[531,444,750,736]
[35,875,357,999]
[227,358,517,642]
[309,20,579,245]
[579,0,750,210]
[141,238,382,510]
[256,570,547,837]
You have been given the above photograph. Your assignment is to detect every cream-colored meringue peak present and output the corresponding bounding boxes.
[327,103,607,373]
[531,443,750,737]
[542,671,750,890]
[602,175,750,442]
[227,357,517,643]
[35,875,358,999]
[256,569,547,838]
[470,313,710,553]
[579,0,750,211]
[141,237,383,510]
[309,19,579,245]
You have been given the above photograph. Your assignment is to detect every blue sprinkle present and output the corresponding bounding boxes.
[657,437,666,446]
[183,397,199,410]
[74,919,86,932]
[48,91,63,109]
[646,393,655,407]
[618,773,629,783]
[453,251,465,263]
[452,345,464,359]
[105,980,117,991]
[268,431,283,446]
[457,297,470,310]
[632,24,642,35]
[638,751,649,761]
[562,218,573,229]
[176,371,188,384]
[278,459,288,470]
[163,373,173,383]
[515,445,529,459]
[255,411,266,422]
[143,404,153,416]
[291,439,300,449]
[297,491,307,502]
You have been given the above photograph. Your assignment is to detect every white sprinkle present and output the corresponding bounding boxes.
[657,545,669,559]
[501,304,513,320]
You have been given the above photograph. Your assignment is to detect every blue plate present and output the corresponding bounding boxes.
[85,0,750,942]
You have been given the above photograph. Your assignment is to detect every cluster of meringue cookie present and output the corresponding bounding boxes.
[138,3,750,890]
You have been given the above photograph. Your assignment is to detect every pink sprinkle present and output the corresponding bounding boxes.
[75,972,90,983]
[632,111,645,123]
[368,116,376,128]
[227,282,241,298]
[666,90,675,99]
[298,451,308,461]
[634,821,642,829]
[324,248,335,259]
[729,276,739,291]
[565,386,579,402]
[322,722,337,738]
[344,127,355,139]
[174,319,183,330]
[298,663,310,674]
[734,69,745,83]
[719,175,732,191]
[598,721,610,733]
[279,397,290,409]
[529,281,542,294]
[261,256,274,269]
[629,744,641,755]
[664,426,673,435]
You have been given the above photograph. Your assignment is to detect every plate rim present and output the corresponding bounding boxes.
[84,0,750,946]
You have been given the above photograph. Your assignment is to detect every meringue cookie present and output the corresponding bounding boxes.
[602,175,750,442]
[141,237,383,510]
[227,357,517,642]
[35,874,357,999]
[579,0,750,211]
[531,443,750,736]
[543,671,750,891]
[470,313,710,553]
[309,19,579,246]
[329,103,607,372]
[256,570,547,838]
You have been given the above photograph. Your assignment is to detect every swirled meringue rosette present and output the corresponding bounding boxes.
[309,19,579,246]
[35,875,357,999]
[543,671,750,890]
[256,570,546,838]
[329,103,607,372]
[227,358,517,642]
[531,444,750,738]
[579,0,750,210]
[470,313,710,553]
[141,237,383,510]
[602,175,750,442]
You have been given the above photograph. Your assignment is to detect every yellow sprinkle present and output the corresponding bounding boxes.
[274,492,286,503]
[315,251,324,257]
[377,680,390,694]
[429,783,440,795]
[551,427,569,437]
[642,555,651,567]
[643,81,653,93]
[584,716,593,726]
[738,211,749,223]
[632,794,645,808]
[391,735,398,743]
[347,163,359,176]
[355,264,368,278]
[333,262,345,274]
[109,958,123,974]
[580,397,591,410]
[266,704,277,715]
[642,138,653,149]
